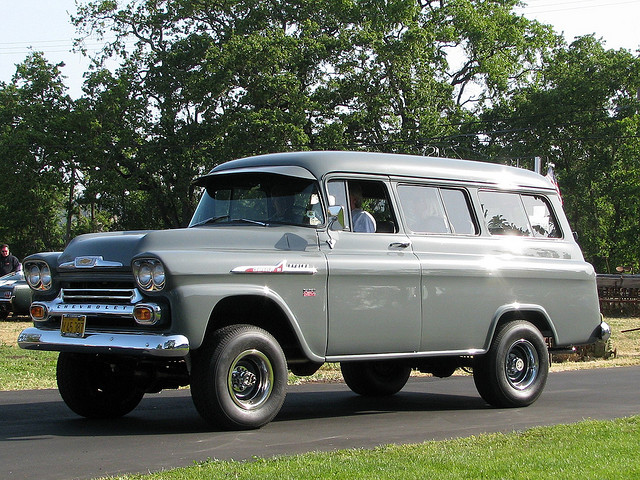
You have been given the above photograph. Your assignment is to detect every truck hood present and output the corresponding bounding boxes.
[57,231,151,269]
[57,227,319,270]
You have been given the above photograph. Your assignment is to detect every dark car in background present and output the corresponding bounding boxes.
[0,271,31,319]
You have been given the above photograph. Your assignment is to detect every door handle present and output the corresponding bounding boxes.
[389,241,411,248]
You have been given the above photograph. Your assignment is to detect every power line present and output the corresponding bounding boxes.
[0,37,121,56]
[517,0,638,14]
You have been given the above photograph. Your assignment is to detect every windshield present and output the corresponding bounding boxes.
[189,173,324,228]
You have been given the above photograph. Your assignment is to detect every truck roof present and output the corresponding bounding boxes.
[204,151,555,190]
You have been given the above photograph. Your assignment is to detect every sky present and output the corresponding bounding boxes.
[1,0,639,99]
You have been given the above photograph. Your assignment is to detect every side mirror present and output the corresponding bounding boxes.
[328,205,345,231]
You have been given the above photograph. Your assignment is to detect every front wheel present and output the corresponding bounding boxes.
[57,353,144,418]
[341,360,411,396]
[190,325,287,430]
[473,320,549,408]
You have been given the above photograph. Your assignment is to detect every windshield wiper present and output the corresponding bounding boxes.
[231,218,267,226]
[189,215,230,227]
[190,216,267,227]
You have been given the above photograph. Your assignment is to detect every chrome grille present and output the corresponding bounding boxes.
[61,288,137,304]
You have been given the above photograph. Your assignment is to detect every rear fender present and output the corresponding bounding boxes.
[484,303,558,350]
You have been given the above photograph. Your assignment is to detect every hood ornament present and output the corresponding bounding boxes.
[59,256,123,269]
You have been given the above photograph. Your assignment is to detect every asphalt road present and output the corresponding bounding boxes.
[2,366,639,480]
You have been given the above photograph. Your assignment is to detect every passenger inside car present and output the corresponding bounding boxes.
[348,183,376,233]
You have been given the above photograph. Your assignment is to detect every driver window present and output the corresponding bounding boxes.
[327,179,396,233]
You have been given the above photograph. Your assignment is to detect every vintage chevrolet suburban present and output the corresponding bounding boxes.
[18,151,609,430]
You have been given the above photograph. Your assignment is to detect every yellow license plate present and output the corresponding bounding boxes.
[60,315,86,338]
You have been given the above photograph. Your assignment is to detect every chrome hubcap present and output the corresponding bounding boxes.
[227,349,274,410]
[505,339,539,390]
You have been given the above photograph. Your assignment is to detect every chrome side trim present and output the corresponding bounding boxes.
[18,327,189,357]
[325,348,486,363]
[231,259,318,274]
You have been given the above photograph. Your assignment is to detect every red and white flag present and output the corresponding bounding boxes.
[546,164,562,204]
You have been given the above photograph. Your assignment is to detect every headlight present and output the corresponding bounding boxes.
[153,263,165,287]
[133,258,166,292]
[25,261,53,291]
[40,264,52,289]
[27,265,40,287]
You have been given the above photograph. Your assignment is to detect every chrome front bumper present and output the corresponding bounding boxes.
[18,327,189,358]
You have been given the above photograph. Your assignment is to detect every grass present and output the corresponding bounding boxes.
[0,317,57,390]
[95,416,640,480]
[3,315,640,390]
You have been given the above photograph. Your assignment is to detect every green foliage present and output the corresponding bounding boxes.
[0,1,638,270]
[476,36,640,271]
[63,0,557,233]
[0,53,71,258]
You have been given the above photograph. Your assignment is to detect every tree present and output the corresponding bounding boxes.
[475,36,640,272]
[69,0,555,230]
[0,53,76,259]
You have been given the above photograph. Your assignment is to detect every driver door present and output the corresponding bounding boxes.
[323,178,421,356]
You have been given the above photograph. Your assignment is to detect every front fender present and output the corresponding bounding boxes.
[170,283,325,362]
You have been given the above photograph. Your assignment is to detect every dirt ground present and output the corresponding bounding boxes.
[550,316,640,371]
[0,316,31,346]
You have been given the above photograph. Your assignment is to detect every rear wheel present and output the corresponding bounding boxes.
[57,353,144,418]
[190,324,287,430]
[341,360,411,396]
[473,320,549,408]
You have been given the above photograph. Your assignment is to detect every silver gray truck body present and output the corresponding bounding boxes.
[19,151,609,429]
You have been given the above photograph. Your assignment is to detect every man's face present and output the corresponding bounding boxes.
[1,247,8,257]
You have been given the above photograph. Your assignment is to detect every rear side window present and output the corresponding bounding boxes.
[479,191,561,238]
[397,185,477,235]
[441,189,477,235]
[522,195,561,238]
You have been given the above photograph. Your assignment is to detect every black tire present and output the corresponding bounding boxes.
[57,353,144,418]
[190,324,287,430]
[341,360,411,396]
[473,320,549,408]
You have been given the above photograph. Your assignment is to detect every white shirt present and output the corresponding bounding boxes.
[352,209,376,233]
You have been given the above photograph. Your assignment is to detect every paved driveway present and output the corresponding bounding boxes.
[1,366,639,479]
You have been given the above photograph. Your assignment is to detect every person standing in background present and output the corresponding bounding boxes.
[0,244,21,276]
